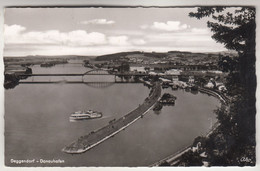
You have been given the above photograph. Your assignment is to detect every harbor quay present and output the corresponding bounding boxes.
[62,81,162,154]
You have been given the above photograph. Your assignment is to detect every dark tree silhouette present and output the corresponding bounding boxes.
[178,151,203,166]
[119,62,130,72]
[189,7,256,166]
[189,7,255,53]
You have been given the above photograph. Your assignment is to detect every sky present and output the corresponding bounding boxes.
[3,7,227,57]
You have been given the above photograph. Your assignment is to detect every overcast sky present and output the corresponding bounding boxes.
[4,7,227,57]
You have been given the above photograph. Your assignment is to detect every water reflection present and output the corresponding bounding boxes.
[83,82,115,88]
[154,110,161,115]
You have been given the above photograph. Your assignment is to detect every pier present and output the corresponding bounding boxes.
[62,81,161,154]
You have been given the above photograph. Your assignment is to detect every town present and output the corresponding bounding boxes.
[4,50,236,93]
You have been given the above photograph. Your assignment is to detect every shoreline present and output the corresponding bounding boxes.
[150,87,227,166]
[62,81,161,154]
[63,81,227,165]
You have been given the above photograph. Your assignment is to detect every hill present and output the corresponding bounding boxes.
[95,51,169,61]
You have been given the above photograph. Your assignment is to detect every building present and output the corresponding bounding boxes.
[172,76,179,81]
[188,76,195,83]
[165,69,181,75]
[205,82,214,88]
[130,66,146,73]
[159,78,172,83]
[148,71,158,76]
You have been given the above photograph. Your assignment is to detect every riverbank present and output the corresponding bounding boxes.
[198,87,229,104]
[150,87,228,166]
[150,122,221,166]
[62,81,161,154]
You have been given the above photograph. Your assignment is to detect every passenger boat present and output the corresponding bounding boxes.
[70,110,102,121]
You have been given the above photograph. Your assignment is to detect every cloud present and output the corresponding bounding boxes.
[5,25,140,47]
[131,39,146,45]
[143,29,225,52]
[66,30,106,46]
[146,32,214,45]
[81,19,115,25]
[152,21,189,31]
[191,28,210,34]
[4,24,26,34]
[108,36,129,46]
[144,27,212,44]
[141,21,190,31]
[4,24,226,57]
[4,24,107,46]
[140,25,149,30]
[4,24,26,42]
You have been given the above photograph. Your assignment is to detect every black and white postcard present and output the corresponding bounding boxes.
[1,1,258,168]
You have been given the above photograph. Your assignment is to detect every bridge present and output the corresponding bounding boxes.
[17,69,179,82]
[19,81,116,88]
[17,69,147,88]
[18,69,149,82]
[18,69,113,77]
[16,69,182,88]
[17,69,150,77]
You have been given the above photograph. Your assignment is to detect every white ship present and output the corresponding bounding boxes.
[70,110,102,121]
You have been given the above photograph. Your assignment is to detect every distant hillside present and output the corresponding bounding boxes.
[95,51,167,61]
[4,55,95,60]
[95,50,238,61]
[95,51,142,61]
[168,51,192,54]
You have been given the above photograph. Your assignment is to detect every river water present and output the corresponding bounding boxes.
[5,63,220,166]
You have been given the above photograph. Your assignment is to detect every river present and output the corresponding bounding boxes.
[5,63,220,166]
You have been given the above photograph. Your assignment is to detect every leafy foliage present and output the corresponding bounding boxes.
[178,151,203,166]
[188,7,256,166]
[119,62,130,72]
[190,7,255,53]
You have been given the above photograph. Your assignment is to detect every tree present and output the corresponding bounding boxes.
[189,7,255,93]
[178,151,203,166]
[119,62,130,72]
[189,7,256,166]
[189,7,255,52]
[218,55,238,73]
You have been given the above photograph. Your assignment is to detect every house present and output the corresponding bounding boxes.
[205,82,214,88]
[172,76,179,81]
[188,76,195,83]
[165,69,181,75]
[148,71,157,76]
[130,66,146,73]
[159,78,172,83]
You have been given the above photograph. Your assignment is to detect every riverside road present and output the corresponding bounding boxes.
[62,81,161,154]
